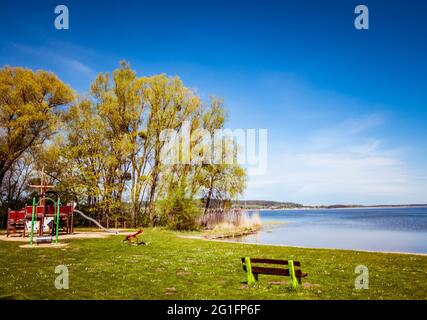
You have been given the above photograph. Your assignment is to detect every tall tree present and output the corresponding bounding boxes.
[0,66,74,186]
[91,61,145,225]
[59,99,110,218]
[200,98,246,213]
[143,74,202,225]
[0,153,33,210]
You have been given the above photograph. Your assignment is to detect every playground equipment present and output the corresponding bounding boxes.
[72,209,118,234]
[6,168,118,245]
[123,229,146,245]
[29,191,65,245]
[6,169,74,244]
[6,198,75,243]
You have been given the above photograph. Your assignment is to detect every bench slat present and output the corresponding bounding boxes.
[242,265,307,277]
[244,265,290,276]
[241,257,301,266]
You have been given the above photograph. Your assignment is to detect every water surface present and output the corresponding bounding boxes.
[232,207,427,254]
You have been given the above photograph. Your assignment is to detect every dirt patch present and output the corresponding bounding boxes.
[0,231,133,243]
[165,287,177,295]
[302,283,319,288]
[268,280,290,285]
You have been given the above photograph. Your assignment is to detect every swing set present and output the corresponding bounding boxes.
[28,193,61,245]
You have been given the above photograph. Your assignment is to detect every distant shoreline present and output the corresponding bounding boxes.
[279,205,427,211]
[240,205,427,211]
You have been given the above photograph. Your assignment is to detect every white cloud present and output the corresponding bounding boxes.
[245,114,427,205]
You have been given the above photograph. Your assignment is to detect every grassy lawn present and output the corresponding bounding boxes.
[0,228,426,300]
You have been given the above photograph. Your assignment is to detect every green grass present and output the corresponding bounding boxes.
[0,228,426,299]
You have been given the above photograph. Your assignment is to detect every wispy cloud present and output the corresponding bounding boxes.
[321,114,385,138]
[59,57,94,77]
[306,114,386,151]
[10,43,96,79]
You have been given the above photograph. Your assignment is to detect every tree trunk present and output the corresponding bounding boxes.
[0,167,7,188]
[148,170,159,226]
[204,178,214,215]
[147,144,161,226]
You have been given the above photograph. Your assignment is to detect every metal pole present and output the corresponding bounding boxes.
[55,197,60,243]
[30,197,36,245]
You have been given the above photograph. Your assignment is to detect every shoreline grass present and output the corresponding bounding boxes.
[0,228,426,300]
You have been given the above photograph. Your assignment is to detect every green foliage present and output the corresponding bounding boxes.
[0,66,74,186]
[0,62,247,230]
[158,184,202,230]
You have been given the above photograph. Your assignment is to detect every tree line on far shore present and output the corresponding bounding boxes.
[0,62,246,229]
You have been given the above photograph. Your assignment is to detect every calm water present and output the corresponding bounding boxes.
[232,207,427,253]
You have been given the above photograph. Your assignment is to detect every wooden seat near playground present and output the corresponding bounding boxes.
[241,257,308,287]
[6,209,27,237]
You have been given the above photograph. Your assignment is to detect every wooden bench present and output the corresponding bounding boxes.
[241,257,308,287]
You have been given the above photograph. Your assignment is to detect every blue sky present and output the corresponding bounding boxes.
[1,0,426,204]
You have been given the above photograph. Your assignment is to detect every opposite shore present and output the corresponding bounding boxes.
[241,205,427,211]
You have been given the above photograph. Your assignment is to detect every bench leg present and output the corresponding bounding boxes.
[288,260,299,289]
[245,257,256,285]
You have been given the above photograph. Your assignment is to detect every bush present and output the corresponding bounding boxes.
[158,184,202,230]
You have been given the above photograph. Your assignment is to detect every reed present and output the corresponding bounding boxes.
[200,209,261,229]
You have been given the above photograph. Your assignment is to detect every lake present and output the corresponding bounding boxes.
[232,207,427,254]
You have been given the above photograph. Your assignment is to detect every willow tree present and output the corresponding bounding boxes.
[158,96,247,219]
[0,66,74,186]
[143,74,202,225]
[198,98,247,213]
[58,99,113,221]
[91,62,146,225]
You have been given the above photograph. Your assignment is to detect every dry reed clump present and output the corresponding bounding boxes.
[200,209,261,230]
